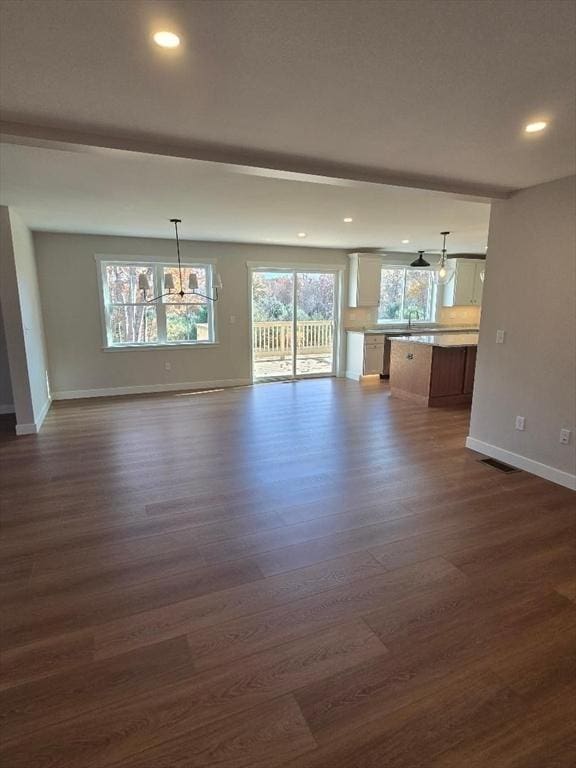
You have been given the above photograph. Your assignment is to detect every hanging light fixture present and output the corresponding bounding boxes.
[410,250,430,267]
[138,273,150,294]
[164,272,175,291]
[143,218,222,303]
[431,231,455,285]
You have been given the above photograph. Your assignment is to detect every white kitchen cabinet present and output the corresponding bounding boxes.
[348,254,382,307]
[346,332,385,379]
[442,259,485,307]
[364,340,385,374]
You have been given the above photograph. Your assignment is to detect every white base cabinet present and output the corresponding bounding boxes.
[346,332,385,380]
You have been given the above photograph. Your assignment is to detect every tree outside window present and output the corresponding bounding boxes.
[378,267,434,322]
[101,261,215,346]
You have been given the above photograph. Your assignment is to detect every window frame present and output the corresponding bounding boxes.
[377,265,437,324]
[96,257,218,349]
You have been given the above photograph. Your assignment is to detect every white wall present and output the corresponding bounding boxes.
[468,175,576,490]
[0,207,51,432]
[34,232,348,397]
[0,297,14,412]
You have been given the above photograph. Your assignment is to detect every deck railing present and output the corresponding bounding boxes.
[253,320,333,359]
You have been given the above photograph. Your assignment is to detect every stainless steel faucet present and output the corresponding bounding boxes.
[407,310,420,329]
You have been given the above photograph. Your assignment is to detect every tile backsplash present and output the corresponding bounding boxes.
[438,306,481,326]
[344,305,480,328]
[343,307,377,327]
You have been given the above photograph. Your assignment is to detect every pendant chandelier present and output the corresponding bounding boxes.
[431,231,455,286]
[139,218,222,302]
[410,250,430,268]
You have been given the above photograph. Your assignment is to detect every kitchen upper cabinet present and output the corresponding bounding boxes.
[348,254,382,307]
[442,259,485,307]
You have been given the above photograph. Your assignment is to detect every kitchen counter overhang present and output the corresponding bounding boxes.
[392,333,479,348]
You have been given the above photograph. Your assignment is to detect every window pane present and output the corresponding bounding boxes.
[109,305,158,344]
[166,304,210,342]
[106,265,154,304]
[378,268,404,320]
[162,266,207,304]
[404,270,432,320]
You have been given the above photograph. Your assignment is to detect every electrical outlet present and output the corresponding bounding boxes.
[496,330,505,344]
[559,429,571,445]
[164,361,171,371]
[229,315,236,324]
[515,416,525,431]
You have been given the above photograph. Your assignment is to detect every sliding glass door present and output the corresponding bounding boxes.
[252,270,295,380]
[251,269,338,381]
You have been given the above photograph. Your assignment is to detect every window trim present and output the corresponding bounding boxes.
[96,256,218,348]
[377,265,437,324]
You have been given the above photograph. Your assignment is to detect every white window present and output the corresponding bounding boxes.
[378,267,435,323]
[99,260,216,347]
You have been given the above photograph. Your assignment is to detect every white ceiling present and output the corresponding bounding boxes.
[0,142,490,252]
[0,0,574,194]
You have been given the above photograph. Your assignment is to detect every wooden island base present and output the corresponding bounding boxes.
[390,337,477,407]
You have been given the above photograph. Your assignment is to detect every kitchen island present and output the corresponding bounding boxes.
[345,326,478,380]
[389,333,479,407]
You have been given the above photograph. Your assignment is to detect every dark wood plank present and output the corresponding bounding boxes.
[0,631,94,691]
[431,686,576,768]
[0,621,385,768]
[1,558,262,650]
[94,550,385,659]
[186,557,457,672]
[0,636,193,743]
[286,669,527,767]
[1,379,574,768]
[115,695,316,768]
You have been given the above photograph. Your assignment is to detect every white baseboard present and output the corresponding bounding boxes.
[15,422,38,435]
[345,371,361,381]
[36,397,52,429]
[0,404,15,415]
[466,436,576,492]
[15,397,52,436]
[52,378,252,401]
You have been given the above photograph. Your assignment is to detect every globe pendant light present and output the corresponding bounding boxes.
[432,231,455,286]
[410,250,430,267]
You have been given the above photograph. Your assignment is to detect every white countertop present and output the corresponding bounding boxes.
[346,325,479,336]
[391,333,479,348]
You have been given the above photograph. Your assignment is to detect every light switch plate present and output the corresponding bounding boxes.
[515,416,525,431]
[496,330,505,344]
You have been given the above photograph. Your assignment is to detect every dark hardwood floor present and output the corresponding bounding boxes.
[0,378,574,767]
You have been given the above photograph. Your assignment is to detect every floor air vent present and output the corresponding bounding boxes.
[479,458,521,474]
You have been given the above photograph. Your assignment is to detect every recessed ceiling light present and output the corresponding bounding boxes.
[401,239,410,244]
[297,232,307,238]
[343,217,353,223]
[153,31,181,48]
[524,121,548,133]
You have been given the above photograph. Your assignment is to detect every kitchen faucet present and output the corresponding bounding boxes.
[407,310,420,329]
